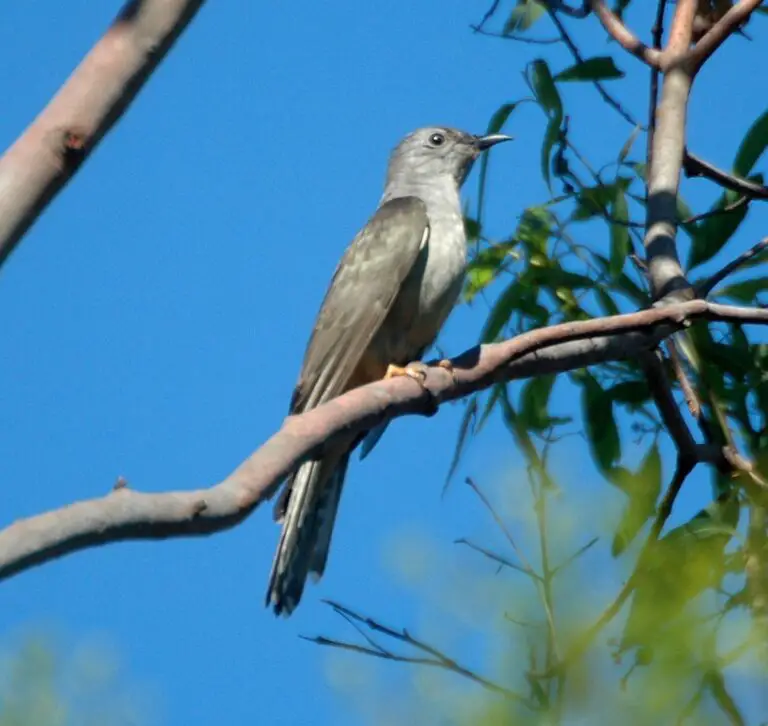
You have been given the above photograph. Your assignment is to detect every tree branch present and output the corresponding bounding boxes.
[687,0,765,72]
[698,236,768,297]
[589,0,662,67]
[683,149,768,200]
[0,0,207,270]
[2,300,768,581]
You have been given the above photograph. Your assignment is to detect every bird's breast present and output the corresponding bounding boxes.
[377,208,467,363]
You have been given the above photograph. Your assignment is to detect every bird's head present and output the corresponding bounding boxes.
[386,126,512,190]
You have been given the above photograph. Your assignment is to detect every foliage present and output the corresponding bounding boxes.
[0,636,149,726]
[324,1,768,723]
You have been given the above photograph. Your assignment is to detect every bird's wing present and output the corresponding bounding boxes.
[290,196,429,413]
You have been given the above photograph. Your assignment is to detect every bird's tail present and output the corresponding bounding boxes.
[266,453,350,616]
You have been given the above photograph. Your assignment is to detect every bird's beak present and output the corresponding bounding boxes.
[473,133,513,151]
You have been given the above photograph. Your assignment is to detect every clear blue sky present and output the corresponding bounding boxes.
[0,3,766,724]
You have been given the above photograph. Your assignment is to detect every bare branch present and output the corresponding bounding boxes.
[0,0,207,269]
[683,149,768,200]
[310,601,530,703]
[589,0,662,67]
[687,0,765,72]
[2,300,768,580]
[469,26,561,44]
[698,236,768,297]
[544,5,640,127]
[455,537,540,579]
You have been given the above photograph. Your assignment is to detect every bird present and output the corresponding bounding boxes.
[267,126,512,616]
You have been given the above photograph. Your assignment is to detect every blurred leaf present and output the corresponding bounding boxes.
[609,186,630,277]
[617,124,641,165]
[529,59,563,190]
[595,287,620,316]
[481,280,522,342]
[518,206,554,255]
[504,0,546,33]
[608,380,650,408]
[520,375,556,430]
[554,56,624,82]
[706,670,745,726]
[446,396,478,484]
[733,109,768,176]
[476,383,504,433]
[688,187,752,269]
[592,252,648,305]
[571,178,632,222]
[612,442,662,556]
[464,241,519,301]
[581,374,621,472]
[716,276,768,303]
[464,216,481,242]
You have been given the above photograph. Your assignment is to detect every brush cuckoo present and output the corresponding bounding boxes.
[267,126,511,615]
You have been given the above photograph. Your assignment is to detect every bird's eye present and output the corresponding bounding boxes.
[428,132,445,147]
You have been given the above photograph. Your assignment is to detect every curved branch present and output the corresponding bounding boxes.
[1,300,767,581]
[0,0,207,270]
[687,0,765,73]
[589,0,662,67]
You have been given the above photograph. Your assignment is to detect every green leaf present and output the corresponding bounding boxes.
[504,0,546,33]
[446,396,478,484]
[733,109,768,177]
[608,380,650,408]
[609,186,630,277]
[617,124,642,166]
[529,60,563,190]
[571,178,633,222]
[464,241,519,301]
[592,252,648,305]
[595,287,620,316]
[716,276,768,303]
[688,188,751,269]
[520,375,556,431]
[581,374,621,472]
[481,281,522,342]
[463,216,481,243]
[612,442,662,556]
[554,56,624,82]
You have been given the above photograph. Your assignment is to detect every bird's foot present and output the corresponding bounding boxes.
[384,361,430,387]
[384,361,438,416]
[436,358,458,386]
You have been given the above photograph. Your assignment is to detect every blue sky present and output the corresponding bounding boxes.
[0,2,766,724]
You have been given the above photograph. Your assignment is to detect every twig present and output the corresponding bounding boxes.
[550,537,599,577]
[545,6,640,126]
[682,195,749,225]
[310,601,531,704]
[470,26,561,44]
[465,477,536,574]
[455,537,540,579]
[475,0,503,32]
[686,0,766,72]
[665,340,702,420]
[698,237,768,297]
[0,0,208,269]
[589,0,663,67]
[683,150,768,200]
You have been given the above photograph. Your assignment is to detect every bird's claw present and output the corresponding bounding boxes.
[436,358,458,386]
[384,362,429,387]
[384,361,438,415]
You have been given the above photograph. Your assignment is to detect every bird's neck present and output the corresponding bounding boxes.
[381,173,461,213]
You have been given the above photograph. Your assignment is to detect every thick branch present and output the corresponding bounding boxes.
[643,63,693,300]
[0,0,207,269]
[1,300,767,580]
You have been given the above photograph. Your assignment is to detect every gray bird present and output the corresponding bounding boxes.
[267,126,512,615]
